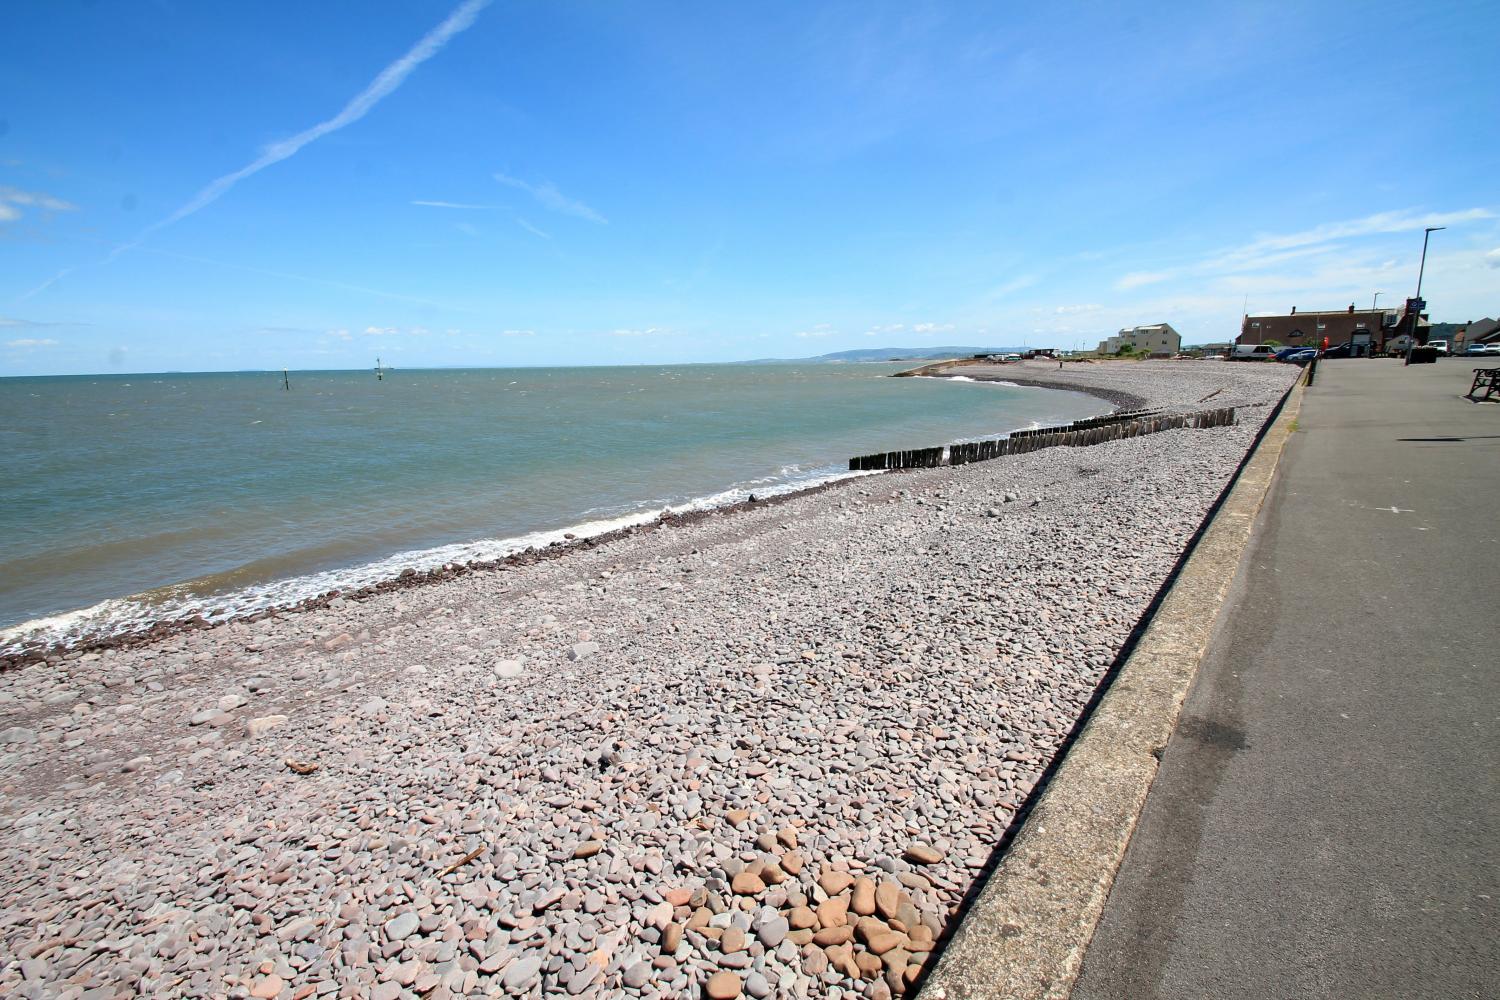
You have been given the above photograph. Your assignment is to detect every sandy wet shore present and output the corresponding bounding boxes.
[0,361,1296,1000]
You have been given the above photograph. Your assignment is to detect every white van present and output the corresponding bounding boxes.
[1229,344,1276,361]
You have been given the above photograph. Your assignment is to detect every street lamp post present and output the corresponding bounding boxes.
[1404,227,1444,365]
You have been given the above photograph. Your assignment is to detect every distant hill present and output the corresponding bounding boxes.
[740,345,1019,364]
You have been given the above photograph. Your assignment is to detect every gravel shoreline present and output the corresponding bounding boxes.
[0,361,1296,1000]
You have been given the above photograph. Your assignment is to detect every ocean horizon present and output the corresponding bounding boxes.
[0,362,1111,652]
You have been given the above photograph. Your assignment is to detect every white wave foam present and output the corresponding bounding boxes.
[915,374,1029,388]
[0,466,881,655]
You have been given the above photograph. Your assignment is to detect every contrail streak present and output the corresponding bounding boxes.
[118,0,491,255]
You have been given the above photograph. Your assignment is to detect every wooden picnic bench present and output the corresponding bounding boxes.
[1469,367,1500,400]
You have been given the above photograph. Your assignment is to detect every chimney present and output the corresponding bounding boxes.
[1291,306,1297,315]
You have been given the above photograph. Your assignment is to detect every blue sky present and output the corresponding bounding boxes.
[3,0,1496,375]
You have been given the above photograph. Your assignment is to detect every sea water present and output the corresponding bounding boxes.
[0,363,1109,649]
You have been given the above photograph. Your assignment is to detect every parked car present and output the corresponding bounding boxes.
[1464,342,1491,356]
[1285,348,1319,364]
[1229,344,1277,361]
[1321,342,1357,358]
[1428,340,1449,356]
[1274,346,1310,361]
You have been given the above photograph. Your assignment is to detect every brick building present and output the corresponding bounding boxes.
[1238,305,1394,352]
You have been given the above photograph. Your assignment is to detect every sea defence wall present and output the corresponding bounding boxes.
[849,407,1238,472]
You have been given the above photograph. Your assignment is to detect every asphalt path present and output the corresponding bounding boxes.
[1073,358,1499,999]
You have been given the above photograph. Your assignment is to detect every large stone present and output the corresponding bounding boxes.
[662,922,684,953]
[246,715,289,738]
[816,896,848,928]
[902,843,944,865]
[384,912,420,942]
[755,915,788,949]
[720,926,746,953]
[824,943,859,978]
[503,954,543,991]
[622,962,651,989]
[819,871,854,896]
[494,659,525,678]
[564,963,599,994]
[850,877,877,916]
[705,971,742,998]
[812,925,853,946]
[730,871,765,896]
[0,727,36,745]
[874,881,901,920]
[250,974,284,998]
[568,642,600,662]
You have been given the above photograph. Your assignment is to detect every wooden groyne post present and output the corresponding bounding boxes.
[849,406,1237,471]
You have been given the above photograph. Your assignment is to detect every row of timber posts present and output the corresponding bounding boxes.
[849,406,1237,472]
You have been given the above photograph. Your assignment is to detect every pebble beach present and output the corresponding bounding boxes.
[0,360,1297,1000]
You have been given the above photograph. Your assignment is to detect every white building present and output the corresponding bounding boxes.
[1098,323,1182,357]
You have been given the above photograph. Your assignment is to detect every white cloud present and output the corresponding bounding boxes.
[1210,208,1494,271]
[494,173,607,224]
[1054,303,1103,314]
[1114,207,1496,291]
[358,324,432,337]
[610,327,668,337]
[328,328,353,341]
[516,217,551,240]
[1116,271,1171,290]
[411,199,497,209]
[0,185,78,223]
[501,329,535,337]
[1,316,66,328]
[1487,248,1500,269]
[989,275,1038,299]
[120,0,490,251]
[5,338,59,348]
[913,322,954,333]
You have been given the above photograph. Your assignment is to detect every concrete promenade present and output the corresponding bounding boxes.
[1074,359,1499,999]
